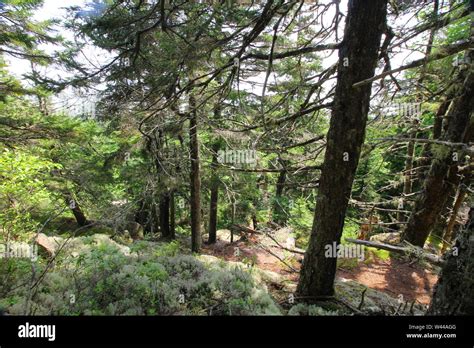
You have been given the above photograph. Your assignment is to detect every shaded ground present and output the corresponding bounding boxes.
[202,229,438,306]
[337,257,438,305]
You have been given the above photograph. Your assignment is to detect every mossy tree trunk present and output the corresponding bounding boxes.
[428,208,474,315]
[401,64,473,247]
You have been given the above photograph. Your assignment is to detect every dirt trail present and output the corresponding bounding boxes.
[202,230,438,305]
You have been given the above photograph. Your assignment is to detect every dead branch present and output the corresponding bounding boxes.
[345,238,443,265]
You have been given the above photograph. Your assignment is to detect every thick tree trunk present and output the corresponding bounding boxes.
[401,66,473,247]
[296,0,387,298]
[427,208,474,315]
[189,95,202,252]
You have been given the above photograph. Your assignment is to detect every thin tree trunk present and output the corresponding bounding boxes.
[170,190,176,239]
[401,64,473,247]
[208,105,221,244]
[64,193,88,227]
[189,94,202,252]
[296,0,387,298]
[430,192,455,240]
[159,192,170,239]
[68,197,88,227]
[442,176,470,253]
[398,131,416,223]
[273,158,287,225]
[208,145,219,244]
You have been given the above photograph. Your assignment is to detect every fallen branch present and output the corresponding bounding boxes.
[255,242,298,273]
[345,238,443,265]
[264,232,305,255]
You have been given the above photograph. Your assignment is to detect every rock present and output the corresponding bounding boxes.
[273,227,294,244]
[335,277,425,315]
[370,232,401,244]
[285,236,296,249]
[36,233,63,256]
[215,229,241,243]
[35,233,132,258]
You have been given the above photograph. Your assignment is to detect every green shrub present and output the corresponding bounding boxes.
[0,241,281,316]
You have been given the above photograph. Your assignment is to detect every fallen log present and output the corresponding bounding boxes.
[345,238,443,265]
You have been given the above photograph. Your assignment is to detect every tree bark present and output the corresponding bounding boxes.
[159,192,171,239]
[272,158,287,225]
[170,190,176,239]
[427,208,474,315]
[401,64,473,247]
[189,94,202,252]
[296,0,387,298]
[398,130,416,223]
[442,176,470,253]
[67,196,88,227]
[208,105,221,244]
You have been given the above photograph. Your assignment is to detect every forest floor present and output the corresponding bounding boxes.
[201,229,438,306]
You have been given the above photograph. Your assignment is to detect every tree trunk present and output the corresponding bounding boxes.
[272,158,287,225]
[427,208,474,315]
[296,0,387,298]
[189,94,202,252]
[159,192,171,239]
[442,175,470,253]
[170,190,176,239]
[208,145,219,244]
[67,196,88,227]
[430,194,455,240]
[208,105,221,244]
[398,131,416,223]
[416,87,456,184]
[401,65,473,247]
[135,197,158,234]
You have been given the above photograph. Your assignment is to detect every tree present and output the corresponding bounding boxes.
[208,105,222,244]
[189,94,202,252]
[297,0,388,298]
[428,208,473,315]
[401,60,473,247]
